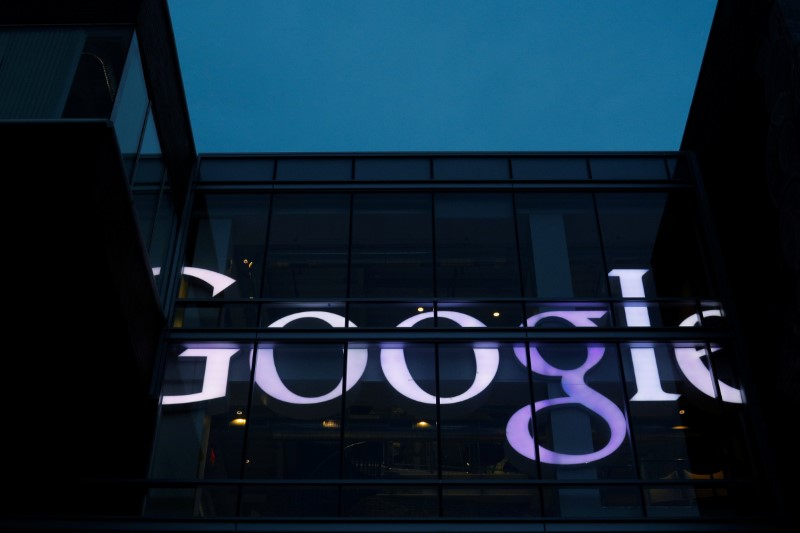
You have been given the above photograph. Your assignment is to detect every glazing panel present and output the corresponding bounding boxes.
[511,157,589,180]
[347,302,434,328]
[542,486,642,518]
[354,157,430,180]
[439,343,537,479]
[112,33,149,180]
[523,302,612,329]
[341,485,438,517]
[276,158,351,180]
[597,193,714,298]
[442,486,542,517]
[437,302,524,328]
[516,193,607,298]
[146,343,252,515]
[244,342,346,479]
[239,486,338,517]
[343,343,438,479]
[622,341,753,485]
[590,157,669,180]
[180,193,270,300]
[199,157,274,181]
[435,193,520,298]
[263,194,350,298]
[433,157,509,180]
[350,193,433,298]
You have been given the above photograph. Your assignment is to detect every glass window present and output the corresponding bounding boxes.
[349,193,433,298]
[596,193,715,298]
[433,157,509,180]
[342,342,438,479]
[244,342,347,479]
[146,343,252,516]
[512,157,589,180]
[179,193,270,300]
[622,341,752,483]
[263,194,350,298]
[524,342,638,517]
[590,157,669,180]
[112,33,149,182]
[435,193,520,298]
[516,193,607,298]
[199,157,274,182]
[437,302,524,328]
[276,158,352,181]
[354,157,431,180]
[439,343,537,479]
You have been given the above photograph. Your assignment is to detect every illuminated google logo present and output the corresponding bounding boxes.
[162,268,743,466]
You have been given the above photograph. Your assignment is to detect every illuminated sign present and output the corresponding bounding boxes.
[163,268,743,465]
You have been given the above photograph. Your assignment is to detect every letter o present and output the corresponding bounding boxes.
[253,311,367,404]
[380,311,499,404]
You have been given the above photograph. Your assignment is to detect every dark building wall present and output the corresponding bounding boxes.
[681,0,800,519]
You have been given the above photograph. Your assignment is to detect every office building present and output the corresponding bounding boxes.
[1,1,796,532]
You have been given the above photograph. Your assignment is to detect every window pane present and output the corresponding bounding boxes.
[597,193,714,298]
[433,157,509,180]
[263,194,350,298]
[512,157,589,180]
[435,193,520,297]
[590,157,669,180]
[146,343,252,515]
[350,193,433,298]
[276,158,351,180]
[355,157,430,180]
[439,343,537,479]
[525,343,636,516]
[622,341,754,485]
[516,193,607,298]
[343,343,438,479]
[199,157,274,181]
[244,343,347,479]
[180,194,270,300]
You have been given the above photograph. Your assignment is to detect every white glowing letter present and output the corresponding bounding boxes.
[675,310,744,403]
[161,348,240,405]
[380,311,499,404]
[609,269,680,402]
[254,311,367,404]
[181,266,237,296]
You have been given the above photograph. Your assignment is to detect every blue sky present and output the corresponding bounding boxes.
[166,0,717,154]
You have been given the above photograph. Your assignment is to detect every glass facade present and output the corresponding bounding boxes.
[146,154,765,522]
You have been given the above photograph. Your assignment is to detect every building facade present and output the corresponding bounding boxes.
[1,1,797,532]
